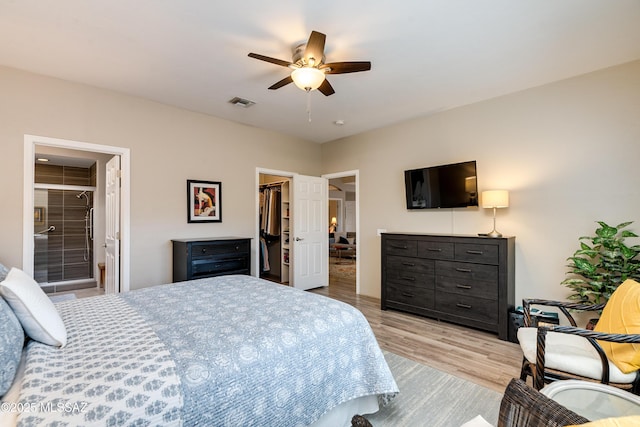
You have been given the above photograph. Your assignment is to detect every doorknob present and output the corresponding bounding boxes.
[295,237,304,241]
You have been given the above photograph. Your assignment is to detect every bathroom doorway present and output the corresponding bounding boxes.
[23,135,131,293]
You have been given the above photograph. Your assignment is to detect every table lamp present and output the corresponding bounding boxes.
[482,190,509,238]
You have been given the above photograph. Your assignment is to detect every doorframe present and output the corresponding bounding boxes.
[255,168,295,280]
[322,170,360,294]
[23,134,131,292]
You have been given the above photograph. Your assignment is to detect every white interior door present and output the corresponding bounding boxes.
[292,174,328,290]
[105,156,120,294]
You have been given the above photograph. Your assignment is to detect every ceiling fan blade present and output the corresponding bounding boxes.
[322,61,371,74]
[304,31,326,65]
[268,76,294,90]
[248,53,292,68]
[317,79,335,96]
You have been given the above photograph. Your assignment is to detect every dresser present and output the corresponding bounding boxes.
[381,233,515,340]
[172,237,251,282]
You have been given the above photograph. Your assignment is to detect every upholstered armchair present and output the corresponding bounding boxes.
[517,280,640,394]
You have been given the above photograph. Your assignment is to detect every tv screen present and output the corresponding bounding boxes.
[404,161,478,209]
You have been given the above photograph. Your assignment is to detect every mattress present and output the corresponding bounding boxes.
[7,275,397,426]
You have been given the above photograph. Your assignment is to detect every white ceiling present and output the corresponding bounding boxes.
[2,1,639,144]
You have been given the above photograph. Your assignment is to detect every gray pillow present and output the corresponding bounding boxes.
[0,262,9,282]
[0,297,24,397]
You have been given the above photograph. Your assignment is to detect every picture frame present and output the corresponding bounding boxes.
[187,180,222,223]
[34,207,45,225]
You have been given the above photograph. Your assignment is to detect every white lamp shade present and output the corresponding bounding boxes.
[291,67,326,91]
[482,190,509,208]
[331,217,337,225]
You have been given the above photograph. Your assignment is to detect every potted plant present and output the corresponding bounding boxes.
[562,221,640,305]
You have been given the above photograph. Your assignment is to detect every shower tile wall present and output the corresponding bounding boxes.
[35,164,95,283]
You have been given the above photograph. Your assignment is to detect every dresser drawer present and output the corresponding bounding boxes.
[436,292,498,323]
[384,239,418,256]
[192,256,249,277]
[454,243,498,264]
[386,281,435,309]
[191,240,250,259]
[436,276,497,299]
[417,241,454,260]
[436,260,498,282]
[386,256,434,274]
[387,268,435,289]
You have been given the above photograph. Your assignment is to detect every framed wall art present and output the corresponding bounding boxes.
[187,180,222,223]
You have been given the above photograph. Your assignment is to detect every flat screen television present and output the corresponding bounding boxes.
[404,161,478,209]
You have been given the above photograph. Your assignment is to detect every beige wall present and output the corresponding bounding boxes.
[322,60,640,304]
[0,66,321,289]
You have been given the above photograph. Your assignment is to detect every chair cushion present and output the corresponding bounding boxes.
[594,279,640,374]
[567,415,640,427]
[518,327,637,384]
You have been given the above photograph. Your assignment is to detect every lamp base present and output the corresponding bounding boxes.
[486,229,503,238]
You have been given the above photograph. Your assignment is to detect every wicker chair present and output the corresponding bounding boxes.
[518,298,640,394]
[498,378,589,427]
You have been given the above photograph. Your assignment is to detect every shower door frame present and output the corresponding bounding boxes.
[23,134,131,293]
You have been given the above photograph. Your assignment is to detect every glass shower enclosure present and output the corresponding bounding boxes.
[33,188,94,289]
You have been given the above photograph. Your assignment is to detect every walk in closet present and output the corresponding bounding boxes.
[259,177,290,284]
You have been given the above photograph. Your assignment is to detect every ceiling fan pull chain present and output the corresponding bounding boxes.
[306,89,312,123]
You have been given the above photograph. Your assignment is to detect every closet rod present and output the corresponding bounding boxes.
[260,180,288,188]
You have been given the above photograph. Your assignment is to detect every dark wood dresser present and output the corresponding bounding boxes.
[172,237,251,282]
[381,233,515,340]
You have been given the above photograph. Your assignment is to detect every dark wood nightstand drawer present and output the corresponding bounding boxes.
[385,239,417,256]
[417,241,454,260]
[386,281,435,310]
[191,240,250,259]
[454,243,498,264]
[436,291,498,323]
[192,256,249,278]
[435,260,498,282]
[436,276,498,299]
[386,255,434,274]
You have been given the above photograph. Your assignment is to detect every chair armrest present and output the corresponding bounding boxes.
[522,298,606,327]
[533,325,640,390]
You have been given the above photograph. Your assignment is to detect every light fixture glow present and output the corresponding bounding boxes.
[36,158,49,162]
[481,190,510,238]
[291,67,325,91]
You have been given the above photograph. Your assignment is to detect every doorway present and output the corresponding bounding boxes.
[324,171,359,294]
[23,135,131,293]
[255,168,329,290]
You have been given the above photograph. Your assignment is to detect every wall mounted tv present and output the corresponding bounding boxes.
[404,160,478,209]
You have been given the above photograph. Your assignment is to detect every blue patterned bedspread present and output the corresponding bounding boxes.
[121,275,398,426]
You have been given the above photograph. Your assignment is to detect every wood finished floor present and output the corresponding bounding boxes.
[311,274,523,394]
[61,273,522,393]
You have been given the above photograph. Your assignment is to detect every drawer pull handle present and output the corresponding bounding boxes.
[401,292,413,297]
[466,250,483,255]
[392,245,408,249]
[427,248,442,252]
[402,262,415,267]
[201,248,207,253]
[401,276,416,282]
[455,268,472,273]
[456,284,472,289]
[457,303,472,309]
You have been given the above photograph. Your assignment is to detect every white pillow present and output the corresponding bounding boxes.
[0,268,66,347]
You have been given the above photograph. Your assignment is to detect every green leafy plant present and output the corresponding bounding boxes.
[562,221,640,305]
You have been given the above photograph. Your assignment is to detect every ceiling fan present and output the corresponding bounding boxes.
[248,30,371,96]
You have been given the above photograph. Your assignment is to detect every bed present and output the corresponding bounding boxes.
[0,270,397,427]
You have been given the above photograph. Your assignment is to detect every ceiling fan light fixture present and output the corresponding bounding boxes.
[291,67,325,91]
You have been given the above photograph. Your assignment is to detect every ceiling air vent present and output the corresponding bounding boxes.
[228,97,255,108]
